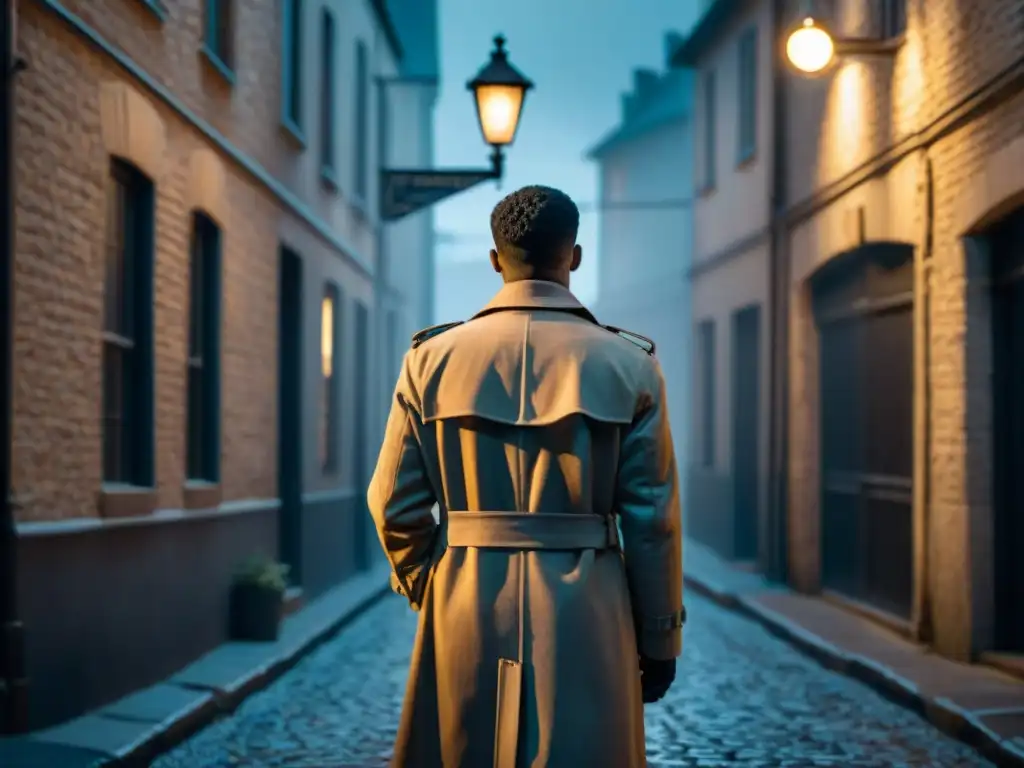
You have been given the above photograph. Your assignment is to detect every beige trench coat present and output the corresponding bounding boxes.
[367,280,683,768]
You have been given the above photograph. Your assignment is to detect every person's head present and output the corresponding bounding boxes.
[489,185,583,286]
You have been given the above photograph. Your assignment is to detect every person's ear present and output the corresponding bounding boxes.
[569,243,583,272]
[489,249,502,274]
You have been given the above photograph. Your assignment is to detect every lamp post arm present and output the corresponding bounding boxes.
[379,148,504,223]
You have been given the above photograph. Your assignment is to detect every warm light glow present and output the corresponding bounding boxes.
[820,62,869,185]
[786,17,835,74]
[474,84,525,146]
[321,297,334,378]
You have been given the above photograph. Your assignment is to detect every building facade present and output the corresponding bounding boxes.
[779,0,1024,664]
[378,0,440,409]
[585,33,694,474]
[673,0,777,571]
[7,0,435,729]
[677,0,1024,667]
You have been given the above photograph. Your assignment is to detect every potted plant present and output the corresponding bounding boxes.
[228,554,290,642]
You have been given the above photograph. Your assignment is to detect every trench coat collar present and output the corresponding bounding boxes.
[472,279,599,324]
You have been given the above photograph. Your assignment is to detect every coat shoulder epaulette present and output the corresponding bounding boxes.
[602,324,656,356]
[411,321,464,349]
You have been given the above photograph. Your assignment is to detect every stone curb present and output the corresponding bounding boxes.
[97,578,393,768]
[684,573,1024,768]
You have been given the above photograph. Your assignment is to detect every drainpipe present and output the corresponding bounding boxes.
[374,73,389,437]
[0,0,28,735]
[912,152,934,644]
[765,0,790,584]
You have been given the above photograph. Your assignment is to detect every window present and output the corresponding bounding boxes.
[103,160,155,486]
[354,39,369,201]
[186,212,222,483]
[320,8,337,180]
[203,0,234,77]
[320,283,341,472]
[353,301,369,487]
[282,0,304,136]
[698,320,716,467]
[702,70,716,191]
[138,0,167,21]
[737,27,757,164]
[880,0,906,38]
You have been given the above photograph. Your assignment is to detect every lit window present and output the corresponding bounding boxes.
[321,284,341,472]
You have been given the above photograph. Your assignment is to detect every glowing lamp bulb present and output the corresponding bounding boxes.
[473,84,525,146]
[786,17,835,74]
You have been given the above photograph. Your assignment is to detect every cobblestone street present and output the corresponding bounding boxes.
[154,592,990,767]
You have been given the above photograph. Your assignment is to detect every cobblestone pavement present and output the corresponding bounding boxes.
[155,592,990,767]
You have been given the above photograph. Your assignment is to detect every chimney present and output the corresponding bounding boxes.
[621,92,637,122]
[664,31,685,68]
[632,68,659,101]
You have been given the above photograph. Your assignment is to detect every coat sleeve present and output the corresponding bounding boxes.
[616,360,684,660]
[367,354,440,611]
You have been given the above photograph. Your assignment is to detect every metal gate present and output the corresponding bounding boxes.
[813,242,914,619]
[991,209,1024,652]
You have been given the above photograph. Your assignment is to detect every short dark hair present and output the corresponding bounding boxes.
[490,185,580,274]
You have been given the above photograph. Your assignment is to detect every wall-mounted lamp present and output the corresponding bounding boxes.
[467,35,534,172]
[785,16,901,75]
[379,35,533,223]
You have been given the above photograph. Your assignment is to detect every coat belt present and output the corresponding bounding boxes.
[446,511,620,550]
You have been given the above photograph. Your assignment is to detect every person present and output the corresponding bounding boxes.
[367,185,684,768]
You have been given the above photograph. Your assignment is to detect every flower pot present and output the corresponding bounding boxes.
[228,583,283,642]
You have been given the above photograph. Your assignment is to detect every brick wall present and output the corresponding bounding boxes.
[784,0,1024,657]
[52,0,291,178]
[10,0,383,522]
[11,1,279,521]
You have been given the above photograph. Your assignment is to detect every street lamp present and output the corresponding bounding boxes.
[380,34,534,222]
[785,17,835,74]
[785,15,901,76]
[467,35,534,177]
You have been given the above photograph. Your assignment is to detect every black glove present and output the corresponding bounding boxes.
[639,654,675,704]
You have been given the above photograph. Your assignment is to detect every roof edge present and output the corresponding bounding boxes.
[584,111,686,161]
[584,127,622,161]
[671,0,742,68]
[585,70,693,161]
[371,0,404,61]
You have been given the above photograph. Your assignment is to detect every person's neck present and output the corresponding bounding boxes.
[506,275,569,289]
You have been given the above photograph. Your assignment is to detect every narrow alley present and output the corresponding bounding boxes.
[154,593,988,768]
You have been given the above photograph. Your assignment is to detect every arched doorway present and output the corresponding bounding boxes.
[990,207,1024,652]
[811,242,915,619]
